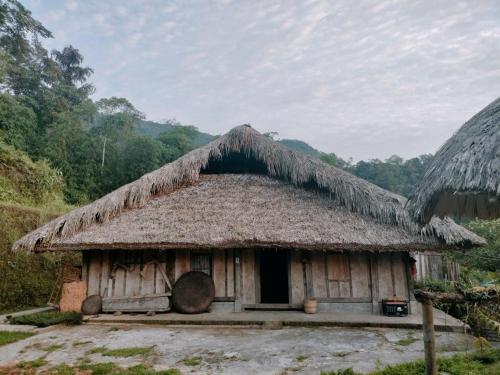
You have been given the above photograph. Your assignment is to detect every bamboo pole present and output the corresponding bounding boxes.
[421,300,437,375]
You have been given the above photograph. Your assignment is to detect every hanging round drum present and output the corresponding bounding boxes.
[81,295,102,315]
[172,271,215,314]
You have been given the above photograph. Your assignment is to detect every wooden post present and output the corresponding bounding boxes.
[234,250,242,312]
[413,288,498,375]
[421,301,437,375]
[369,253,380,314]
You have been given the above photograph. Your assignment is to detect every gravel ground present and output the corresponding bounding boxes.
[0,324,473,374]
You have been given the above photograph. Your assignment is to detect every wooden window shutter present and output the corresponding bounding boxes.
[327,254,350,281]
[191,254,212,277]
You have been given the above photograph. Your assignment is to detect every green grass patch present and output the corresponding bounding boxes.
[296,354,308,362]
[45,343,65,353]
[16,357,48,369]
[49,364,75,375]
[89,346,154,357]
[0,330,34,346]
[64,362,181,375]
[9,311,83,327]
[120,365,182,375]
[181,356,202,366]
[321,348,500,375]
[395,333,418,346]
[78,362,120,374]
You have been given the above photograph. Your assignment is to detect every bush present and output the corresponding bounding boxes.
[9,311,83,327]
[413,278,454,293]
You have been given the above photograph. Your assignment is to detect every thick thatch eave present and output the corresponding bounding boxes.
[13,125,485,252]
[408,98,500,222]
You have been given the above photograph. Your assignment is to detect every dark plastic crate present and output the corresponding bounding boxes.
[382,300,408,316]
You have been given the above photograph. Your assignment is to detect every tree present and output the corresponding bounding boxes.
[51,45,93,86]
[0,92,36,151]
[119,136,163,183]
[96,97,144,119]
[320,152,338,166]
[158,125,199,162]
[0,0,52,62]
[345,154,433,197]
[42,112,99,204]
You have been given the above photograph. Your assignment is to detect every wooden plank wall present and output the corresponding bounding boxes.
[85,249,236,299]
[416,253,460,281]
[305,251,406,301]
[85,250,172,298]
[376,253,408,300]
[84,249,408,304]
[306,251,371,300]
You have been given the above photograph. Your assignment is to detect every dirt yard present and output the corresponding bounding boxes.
[0,324,473,374]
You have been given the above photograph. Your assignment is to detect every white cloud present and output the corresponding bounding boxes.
[65,0,77,11]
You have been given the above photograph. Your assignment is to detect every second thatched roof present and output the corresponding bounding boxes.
[13,125,485,252]
[408,98,500,222]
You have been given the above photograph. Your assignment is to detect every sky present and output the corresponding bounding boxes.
[22,0,500,161]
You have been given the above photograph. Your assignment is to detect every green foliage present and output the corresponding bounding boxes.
[0,141,66,207]
[472,336,492,350]
[119,135,163,183]
[0,141,73,312]
[52,45,93,89]
[9,311,82,327]
[0,203,76,312]
[41,113,98,204]
[320,152,338,166]
[89,346,154,357]
[136,119,215,146]
[0,330,34,346]
[0,93,37,150]
[282,139,433,198]
[413,278,454,293]
[346,154,433,197]
[96,97,144,119]
[447,219,500,273]
[158,125,199,161]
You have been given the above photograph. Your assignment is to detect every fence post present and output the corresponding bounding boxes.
[421,300,437,375]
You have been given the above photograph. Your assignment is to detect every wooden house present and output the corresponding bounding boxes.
[14,125,485,314]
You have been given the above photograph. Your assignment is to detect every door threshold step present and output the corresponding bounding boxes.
[243,304,302,311]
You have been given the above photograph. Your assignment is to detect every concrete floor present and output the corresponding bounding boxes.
[87,308,467,332]
[0,323,474,374]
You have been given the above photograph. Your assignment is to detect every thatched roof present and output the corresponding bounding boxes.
[408,98,500,222]
[13,125,485,253]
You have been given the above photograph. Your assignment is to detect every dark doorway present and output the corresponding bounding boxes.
[260,250,289,304]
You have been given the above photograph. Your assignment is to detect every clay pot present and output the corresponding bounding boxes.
[304,298,318,314]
